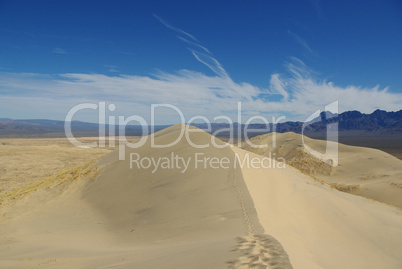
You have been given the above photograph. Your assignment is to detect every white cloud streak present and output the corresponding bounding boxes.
[153,14,198,42]
[155,14,230,79]
[287,30,315,56]
[104,65,119,73]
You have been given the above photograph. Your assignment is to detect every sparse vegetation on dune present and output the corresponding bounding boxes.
[390,182,402,189]
[330,183,360,193]
[240,132,402,208]
[285,148,333,176]
[0,137,116,208]
[359,173,390,180]
[0,160,100,206]
[0,137,140,196]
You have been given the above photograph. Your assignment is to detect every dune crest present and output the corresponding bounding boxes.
[0,125,293,268]
[242,132,402,208]
[233,146,402,269]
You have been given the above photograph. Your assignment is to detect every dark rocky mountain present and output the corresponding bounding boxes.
[302,109,402,135]
[192,109,402,137]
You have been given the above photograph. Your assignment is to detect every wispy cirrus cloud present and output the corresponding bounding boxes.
[287,30,315,56]
[104,65,119,73]
[51,47,67,54]
[153,14,198,42]
[154,14,229,79]
[309,0,323,19]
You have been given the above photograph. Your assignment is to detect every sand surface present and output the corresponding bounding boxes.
[233,146,402,269]
[242,132,402,208]
[0,125,401,268]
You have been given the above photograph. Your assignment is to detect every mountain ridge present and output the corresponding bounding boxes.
[1,109,401,137]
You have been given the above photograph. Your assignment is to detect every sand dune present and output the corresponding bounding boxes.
[81,125,262,248]
[0,125,401,268]
[241,132,402,208]
[0,125,291,268]
[234,146,402,268]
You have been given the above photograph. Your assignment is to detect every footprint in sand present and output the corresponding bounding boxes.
[227,234,293,269]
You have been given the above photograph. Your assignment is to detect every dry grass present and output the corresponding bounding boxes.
[390,182,402,189]
[359,173,390,180]
[330,183,360,193]
[0,137,140,196]
[0,160,99,205]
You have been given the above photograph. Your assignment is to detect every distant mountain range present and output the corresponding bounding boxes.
[304,109,402,135]
[0,118,169,137]
[193,109,402,137]
[1,109,402,138]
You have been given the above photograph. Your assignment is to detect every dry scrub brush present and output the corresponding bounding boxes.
[0,161,99,206]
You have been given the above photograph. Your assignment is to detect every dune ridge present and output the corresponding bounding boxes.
[233,145,402,268]
[241,132,402,208]
[0,125,292,268]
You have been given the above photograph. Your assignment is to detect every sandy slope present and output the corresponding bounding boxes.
[241,132,402,208]
[233,146,402,269]
[0,125,401,268]
[0,125,291,268]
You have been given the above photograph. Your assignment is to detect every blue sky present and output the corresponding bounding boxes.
[0,0,401,124]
